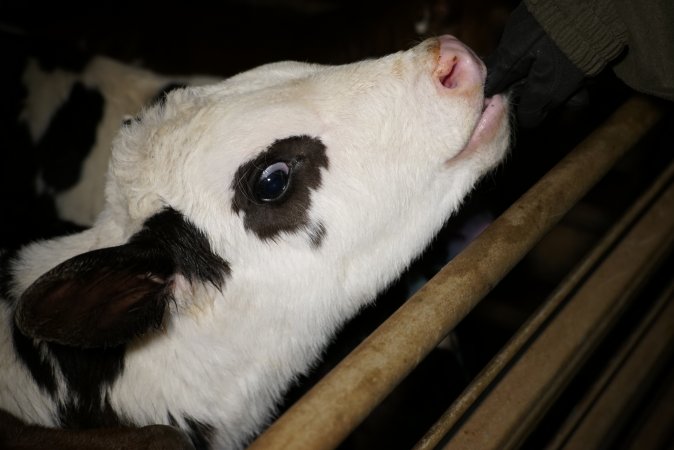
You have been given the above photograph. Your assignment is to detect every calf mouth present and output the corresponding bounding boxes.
[450,93,508,163]
[432,35,508,161]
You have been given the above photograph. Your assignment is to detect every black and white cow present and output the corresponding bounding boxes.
[0,36,509,449]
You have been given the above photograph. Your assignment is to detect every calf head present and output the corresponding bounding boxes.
[11,35,509,443]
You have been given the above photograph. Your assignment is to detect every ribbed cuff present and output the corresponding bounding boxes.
[525,0,628,75]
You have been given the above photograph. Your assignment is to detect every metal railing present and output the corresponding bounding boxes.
[247,96,672,450]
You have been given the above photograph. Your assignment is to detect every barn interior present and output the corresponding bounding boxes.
[1,1,673,449]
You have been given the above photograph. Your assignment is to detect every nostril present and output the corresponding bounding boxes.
[440,56,459,89]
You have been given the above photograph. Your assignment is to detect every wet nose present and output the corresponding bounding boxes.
[435,35,486,93]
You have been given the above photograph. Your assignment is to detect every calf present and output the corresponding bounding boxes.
[0,35,509,449]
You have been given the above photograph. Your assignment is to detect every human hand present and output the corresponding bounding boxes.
[484,2,586,127]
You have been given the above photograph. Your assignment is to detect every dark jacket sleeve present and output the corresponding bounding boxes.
[524,0,674,101]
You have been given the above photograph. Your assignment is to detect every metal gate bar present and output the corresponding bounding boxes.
[547,280,674,449]
[433,166,674,450]
[415,144,674,450]
[247,96,666,450]
[623,363,674,449]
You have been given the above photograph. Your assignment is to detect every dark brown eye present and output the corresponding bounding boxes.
[254,162,291,202]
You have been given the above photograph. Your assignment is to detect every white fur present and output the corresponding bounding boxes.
[1,37,509,448]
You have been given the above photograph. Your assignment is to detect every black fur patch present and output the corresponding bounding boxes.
[55,349,126,428]
[12,325,58,396]
[3,250,59,396]
[134,208,231,287]
[232,135,329,241]
[11,308,126,425]
[37,81,104,192]
[185,417,215,450]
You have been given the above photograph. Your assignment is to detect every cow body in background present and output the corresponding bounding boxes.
[1,36,216,249]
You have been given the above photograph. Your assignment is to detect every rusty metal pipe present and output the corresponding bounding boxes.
[246,96,666,450]
[622,364,674,450]
[439,175,674,449]
[415,140,674,450]
[546,281,674,449]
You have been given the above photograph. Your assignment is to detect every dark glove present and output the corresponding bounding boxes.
[484,2,586,128]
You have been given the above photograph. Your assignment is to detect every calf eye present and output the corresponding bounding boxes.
[254,162,291,202]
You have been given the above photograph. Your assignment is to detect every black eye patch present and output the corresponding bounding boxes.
[232,135,328,241]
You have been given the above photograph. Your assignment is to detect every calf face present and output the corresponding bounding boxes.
[1,35,509,449]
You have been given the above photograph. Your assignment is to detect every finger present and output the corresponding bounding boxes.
[485,3,547,96]
[484,48,537,97]
[515,61,556,127]
[517,48,585,127]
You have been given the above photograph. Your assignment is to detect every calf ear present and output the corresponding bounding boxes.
[15,243,175,348]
